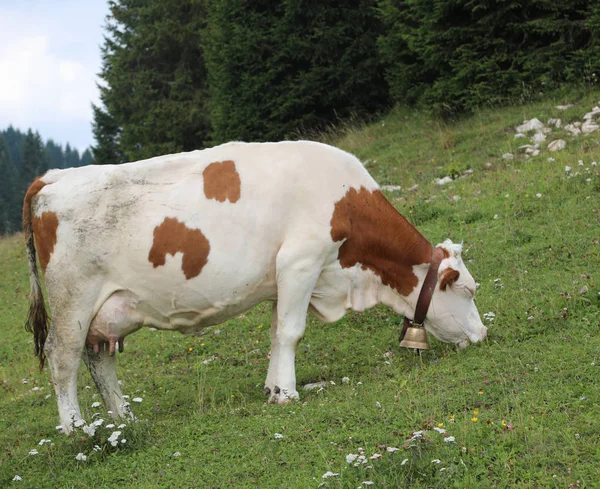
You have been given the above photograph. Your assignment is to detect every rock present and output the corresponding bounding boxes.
[574,121,582,127]
[532,132,546,143]
[502,153,514,160]
[555,104,573,110]
[303,381,328,391]
[583,106,600,120]
[581,121,599,134]
[435,176,453,185]
[516,118,545,133]
[564,124,581,136]
[548,139,566,152]
[548,118,562,128]
[531,149,540,157]
[514,133,526,139]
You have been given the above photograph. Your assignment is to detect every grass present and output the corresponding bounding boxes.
[1,88,599,488]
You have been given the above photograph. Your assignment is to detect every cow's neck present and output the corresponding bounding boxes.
[330,187,433,318]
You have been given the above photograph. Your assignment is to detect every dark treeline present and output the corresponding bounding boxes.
[0,127,93,235]
[93,0,600,165]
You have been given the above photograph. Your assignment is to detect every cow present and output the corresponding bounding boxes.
[23,141,487,433]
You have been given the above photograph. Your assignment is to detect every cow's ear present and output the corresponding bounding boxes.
[439,268,460,291]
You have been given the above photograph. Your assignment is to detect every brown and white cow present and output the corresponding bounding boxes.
[23,141,487,433]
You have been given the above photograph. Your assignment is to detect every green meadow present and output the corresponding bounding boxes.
[1,90,599,488]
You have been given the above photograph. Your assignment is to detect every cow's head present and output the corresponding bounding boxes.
[424,240,487,349]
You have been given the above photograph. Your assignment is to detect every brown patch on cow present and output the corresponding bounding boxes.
[148,217,210,279]
[330,187,432,296]
[439,268,460,291]
[23,178,46,236]
[31,212,59,273]
[203,160,241,203]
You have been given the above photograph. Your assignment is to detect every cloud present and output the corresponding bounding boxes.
[0,34,98,125]
[0,2,106,150]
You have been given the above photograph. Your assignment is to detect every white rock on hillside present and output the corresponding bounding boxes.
[564,124,581,136]
[555,104,573,110]
[532,132,546,143]
[548,139,566,152]
[435,176,453,185]
[502,153,514,160]
[582,106,600,120]
[516,118,545,133]
[548,118,562,128]
[514,133,526,139]
[581,121,599,134]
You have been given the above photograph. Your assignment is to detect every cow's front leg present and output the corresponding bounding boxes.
[84,348,133,420]
[267,251,321,404]
[264,301,280,396]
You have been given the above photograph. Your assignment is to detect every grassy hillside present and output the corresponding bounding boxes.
[1,89,599,488]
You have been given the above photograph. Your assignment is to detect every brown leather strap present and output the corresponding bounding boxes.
[400,246,445,341]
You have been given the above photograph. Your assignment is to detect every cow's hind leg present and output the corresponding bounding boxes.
[267,247,322,404]
[44,320,87,433]
[84,349,132,420]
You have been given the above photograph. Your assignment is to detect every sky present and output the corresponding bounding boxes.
[0,0,108,152]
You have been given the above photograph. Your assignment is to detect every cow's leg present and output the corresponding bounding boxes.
[44,321,87,433]
[267,250,322,404]
[83,348,132,420]
[264,301,280,395]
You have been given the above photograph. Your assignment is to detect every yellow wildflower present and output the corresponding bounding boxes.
[472,417,478,422]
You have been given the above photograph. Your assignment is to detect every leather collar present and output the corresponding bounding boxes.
[400,246,445,341]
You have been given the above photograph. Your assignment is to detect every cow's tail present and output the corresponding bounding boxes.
[23,178,50,371]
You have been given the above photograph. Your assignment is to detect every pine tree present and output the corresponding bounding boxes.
[206,0,389,143]
[21,130,46,188]
[93,0,211,162]
[0,134,20,234]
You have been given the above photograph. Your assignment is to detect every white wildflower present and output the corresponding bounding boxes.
[536,193,542,198]
[565,166,572,172]
[274,433,283,439]
[74,419,85,428]
[592,161,597,166]
[75,452,87,462]
[346,454,359,463]
[12,475,22,481]
[92,418,104,427]
[108,431,121,447]
[431,459,441,464]
[444,436,456,443]
[362,482,374,486]
[85,385,92,390]
[370,453,382,460]
[401,458,409,466]
[342,377,350,384]
[409,431,423,442]
[118,424,126,429]
[56,425,63,431]
[122,395,130,399]
[44,394,51,399]
[91,402,101,408]
[83,425,96,436]
[433,427,446,434]
[322,471,339,479]
[28,449,38,456]
[121,439,126,444]
[93,445,101,452]
[386,447,400,453]
[132,397,143,403]
[578,160,584,166]
[375,402,381,408]
[21,379,28,384]
[38,439,51,446]
[106,424,115,429]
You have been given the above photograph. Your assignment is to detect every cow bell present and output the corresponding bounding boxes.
[399,326,430,350]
